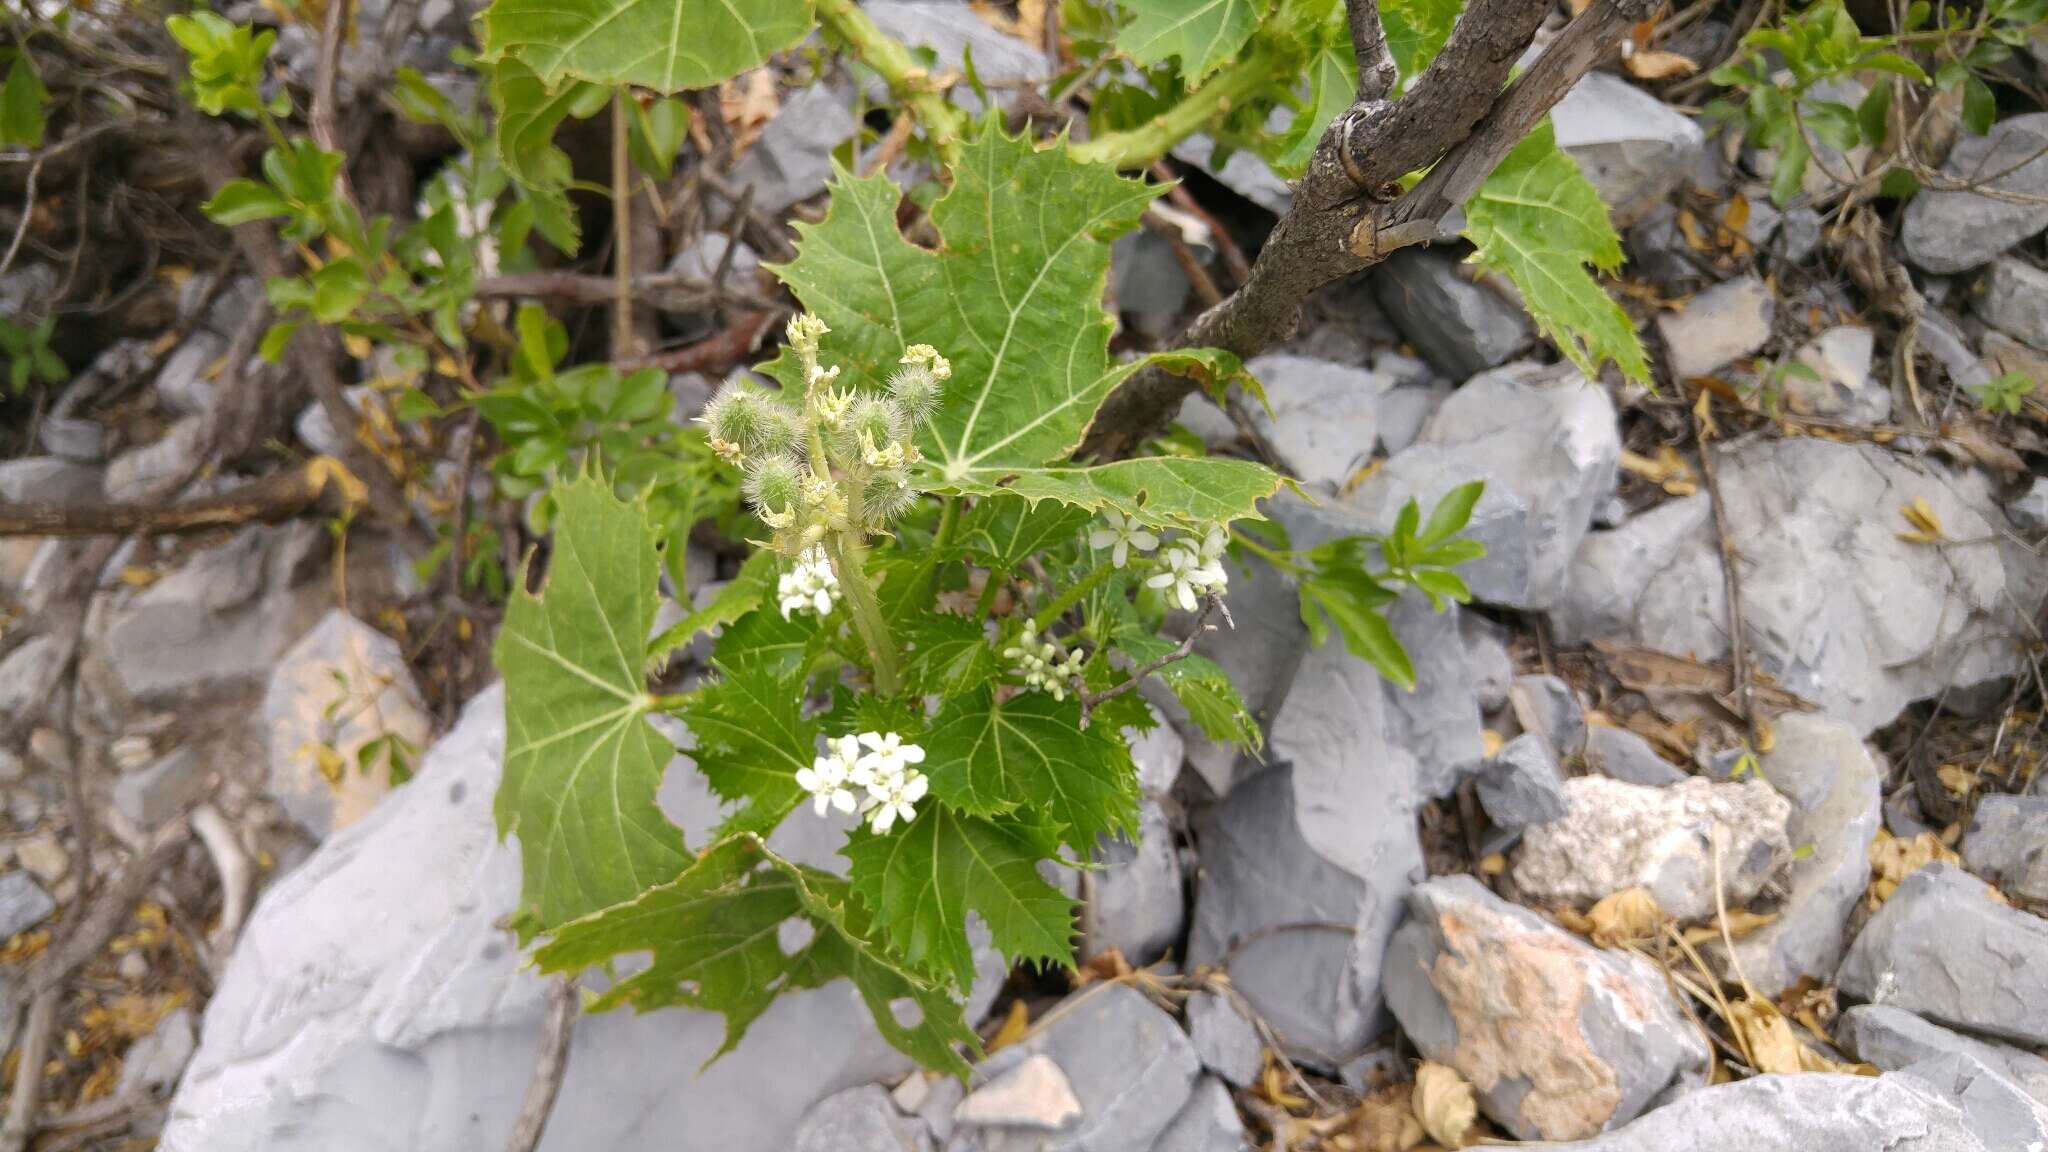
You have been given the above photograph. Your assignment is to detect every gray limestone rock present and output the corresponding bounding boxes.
[1509,674,1586,759]
[865,2,1049,110]
[1516,776,1791,920]
[1837,1004,2048,1105]
[725,84,859,213]
[1550,71,1707,228]
[1963,793,2048,903]
[1085,798,1184,966]
[1184,992,1261,1089]
[118,1007,197,1099]
[1381,876,1709,1141]
[2010,476,2048,536]
[1539,1065,2047,1151]
[0,635,62,724]
[1904,112,2048,272]
[1582,726,1685,786]
[1656,274,1774,380]
[1709,713,1882,997]
[156,332,227,417]
[1171,134,1292,216]
[1838,863,2048,1047]
[1243,354,1390,488]
[163,687,980,1152]
[112,746,210,828]
[1476,733,1568,831]
[1786,326,1889,424]
[792,1084,932,1152]
[1371,246,1532,379]
[103,417,205,504]
[956,1055,1083,1131]
[955,984,1200,1152]
[261,611,432,839]
[1461,614,1514,715]
[0,871,54,940]
[1892,1053,2048,1150]
[37,417,105,462]
[1550,438,2047,735]
[1336,361,1620,610]
[1972,256,2048,349]
[1151,1077,1247,1152]
[0,457,101,506]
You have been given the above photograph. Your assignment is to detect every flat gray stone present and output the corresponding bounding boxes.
[1903,112,2048,272]
[1371,246,1531,379]
[1786,326,1889,424]
[1509,673,1585,759]
[1708,713,1881,996]
[0,457,101,506]
[1838,863,2048,1047]
[1539,1065,2047,1150]
[1382,875,1708,1141]
[1551,438,2047,735]
[1656,275,1774,380]
[118,1006,197,1098]
[1963,793,2048,903]
[725,84,858,213]
[1086,797,1184,966]
[792,1085,931,1151]
[1336,362,1619,610]
[1551,71,1707,228]
[2009,477,2048,536]
[956,1054,1082,1131]
[1151,1076,1247,1152]
[1973,257,2048,349]
[0,635,62,724]
[1837,1004,2048,1105]
[1516,776,1791,921]
[1476,733,1567,831]
[0,871,54,940]
[1172,134,1292,215]
[156,332,226,417]
[1184,992,1261,1089]
[1582,726,1685,786]
[1243,354,1390,488]
[1893,1053,2048,1150]
[103,417,205,504]
[164,686,984,1152]
[37,417,105,462]
[112,746,210,828]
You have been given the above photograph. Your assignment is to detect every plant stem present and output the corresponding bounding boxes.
[934,496,958,549]
[826,531,901,696]
[1032,562,1120,631]
[1069,43,1292,169]
[1228,529,1306,574]
[610,91,633,358]
[814,0,966,166]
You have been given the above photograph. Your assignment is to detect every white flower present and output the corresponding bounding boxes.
[777,546,840,619]
[797,734,862,817]
[866,767,929,834]
[856,731,925,781]
[1147,545,1207,612]
[1088,510,1159,569]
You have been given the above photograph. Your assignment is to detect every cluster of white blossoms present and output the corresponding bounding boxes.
[1002,621,1086,701]
[1089,514,1229,611]
[776,545,841,620]
[795,731,930,834]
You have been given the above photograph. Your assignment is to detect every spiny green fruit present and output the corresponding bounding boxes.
[743,452,804,521]
[703,381,795,454]
[888,362,944,426]
[836,395,906,461]
[860,468,919,527]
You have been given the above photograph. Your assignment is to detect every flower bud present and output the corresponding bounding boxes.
[861,469,919,528]
[785,313,829,356]
[743,452,804,522]
[888,363,943,427]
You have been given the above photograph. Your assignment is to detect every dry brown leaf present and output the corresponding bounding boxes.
[1935,763,1980,799]
[1588,887,1665,947]
[1729,996,1805,1073]
[1073,948,1132,987]
[1413,1061,1478,1148]
[1480,729,1504,757]
[1353,1084,1427,1152]
[1779,979,1840,1038]
[1676,208,1712,253]
[718,69,780,158]
[1897,497,1944,544]
[986,999,1030,1053]
[1620,446,1699,496]
[1694,389,1719,438]
[1553,904,1596,937]
[1259,1056,1310,1110]
[1627,49,1701,78]
[1679,907,1778,945]
[1594,641,1816,713]
[1866,829,1960,909]
[1478,853,1508,876]
[972,0,1047,42]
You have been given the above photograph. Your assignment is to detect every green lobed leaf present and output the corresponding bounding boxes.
[770,123,1165,483]
[843,806,1075,987]
[1381,0,1463,86]
[950,494,1091,574]
[938,455,1293,530]
[534,834,977,1075]
[902,615,1000,699]
[673,650,817,840]
[1461,120,1650,386]
[1273,28,1357,171]
[1117,0,1269,80]
[495,476,690,933]
[648,548,779,666]
[921,687,1140,847]
[479,0,812,94]
[1119,635,1261,752]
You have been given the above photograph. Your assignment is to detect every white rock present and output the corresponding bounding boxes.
[1243,354,1391,488]
[261,611,433,838]
[1515,776,1793,921]
[0,635,63,724]
[163,686,987,1152]
[1787,326,1888,424]
[1551,71,1707,228]
[954,1053,1083,1131]
[1656,275,1774,380]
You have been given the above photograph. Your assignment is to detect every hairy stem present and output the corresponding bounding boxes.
[1069,43,1292,169]
[826,532,901,696]
[611,91,634,359]
[815,0,965,166]
[1032,561,1120,631]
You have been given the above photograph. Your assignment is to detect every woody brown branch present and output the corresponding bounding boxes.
[1084,0,1660,457]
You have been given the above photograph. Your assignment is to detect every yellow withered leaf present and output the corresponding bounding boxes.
[1413,1061,1478,1148]
[1353,1084,1426,1152]
[1588,887,1665,947]
[987,999,1030,1054]
[1897,497,1944,544]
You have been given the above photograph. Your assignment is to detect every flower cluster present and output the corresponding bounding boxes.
[777,545,840,620]
[1147,524,1228,612]
[1003,621,1086,700]
[796,731,930,833]
[701,314,950,557]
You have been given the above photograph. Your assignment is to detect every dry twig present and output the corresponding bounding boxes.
[504,978,579,1152]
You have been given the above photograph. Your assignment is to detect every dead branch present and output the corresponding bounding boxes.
[0,457,359,538]
[614,309,779,376]
[503,977,578,1152]
[1085,0,1659,453]
[1691,399,1761,749]
[1078,593,1222,726]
